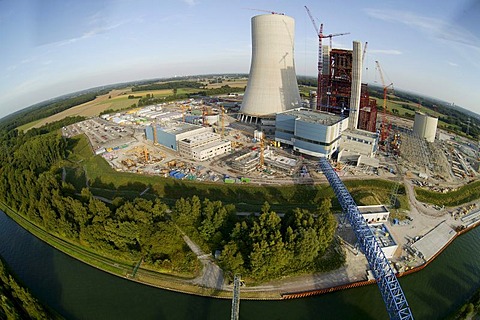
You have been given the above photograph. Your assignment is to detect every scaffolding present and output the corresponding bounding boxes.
[319,158,413,320]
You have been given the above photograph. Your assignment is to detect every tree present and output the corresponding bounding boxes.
[219,241,244,275]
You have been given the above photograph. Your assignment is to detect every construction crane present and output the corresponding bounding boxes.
[230,275,241,320]
[304,6,349,110]
[221,105,225,139]
[362,41,368,66]
[244,8,284,15]
[202,106,208,127]
[375,60,394,145]
[259,133,265,167]
[143,146,149,162]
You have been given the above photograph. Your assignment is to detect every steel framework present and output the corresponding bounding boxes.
[319,158,413,320]
[230,275,241,320]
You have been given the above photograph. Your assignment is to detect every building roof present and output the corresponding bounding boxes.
[342,128,378,140]
[159,122,203,135]
[282,108,344,126]
[181,132,218,145]
[358,205,389,214]
[192,139,231,154]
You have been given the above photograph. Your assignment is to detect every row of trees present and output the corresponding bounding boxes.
[132,81,204,92]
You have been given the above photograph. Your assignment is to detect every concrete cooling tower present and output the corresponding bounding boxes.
[239,14,301,124]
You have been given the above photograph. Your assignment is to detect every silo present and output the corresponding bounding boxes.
[239,14,301,123]
[348,41,362,130]
[413,112,438,142]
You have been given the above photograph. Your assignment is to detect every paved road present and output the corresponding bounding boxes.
[179,229,224,290]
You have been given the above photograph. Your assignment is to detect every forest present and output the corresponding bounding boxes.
[0,117,342,283]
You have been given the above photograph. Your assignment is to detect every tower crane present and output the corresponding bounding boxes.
[244,8,284,15]
[304,6,350,110]
[375,60,394,145]
[362,41,368,66]
[221,105,225,139]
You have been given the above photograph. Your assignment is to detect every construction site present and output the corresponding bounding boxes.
[54,8,480,320]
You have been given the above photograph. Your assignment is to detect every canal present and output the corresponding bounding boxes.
[0,210,479,319]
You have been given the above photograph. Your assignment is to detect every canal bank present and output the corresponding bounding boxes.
[1,199,479,303]
[2,209,480,319]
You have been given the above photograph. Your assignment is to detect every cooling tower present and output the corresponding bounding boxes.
[348,41,362,130]
[239,14,301,123]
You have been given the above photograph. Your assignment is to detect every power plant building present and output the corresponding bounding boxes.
[178,132,231,161]
[239,14,301,123]
[319,41,377,133]
[275,108,348,158]
[338,129,379,167]
[145,123,211,150]
[413,112,438,142]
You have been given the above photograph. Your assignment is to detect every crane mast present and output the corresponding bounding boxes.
[304,6,349,111]
[375,60,394,145]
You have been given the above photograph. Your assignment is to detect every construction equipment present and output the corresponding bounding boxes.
[362,41,368,66]
[258,131,265,167]
[221,105,225,138]
[375,60,394,144]
[244,8,284,15]
[304,6,350,110]
[202,106,208,127]
[143,146,149,162]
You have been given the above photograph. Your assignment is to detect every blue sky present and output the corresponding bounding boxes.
[1,0,479,119]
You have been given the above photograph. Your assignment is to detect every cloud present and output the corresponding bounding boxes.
[182,0,197,6]
[448,61,459,67]
[364,8,480,50]
[53,20,129,47]
[369,49,402,55]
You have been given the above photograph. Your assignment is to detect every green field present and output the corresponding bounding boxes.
[415,180,480,207]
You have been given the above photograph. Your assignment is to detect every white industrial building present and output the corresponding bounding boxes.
[338,129,379,167]
[357,205,397,259]
[178,132,231,161]
[275,108,349,158]
[413,112,438,142]
[239,13,301,123]
[145,122,211,150]
[358,205,390,224]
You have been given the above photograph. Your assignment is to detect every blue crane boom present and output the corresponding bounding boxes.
[319,158,413,320]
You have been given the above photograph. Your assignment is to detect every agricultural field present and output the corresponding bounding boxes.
[20,87,202,132]
[373,96,456,130]
[204,78,248,89]
[24,89,130,131]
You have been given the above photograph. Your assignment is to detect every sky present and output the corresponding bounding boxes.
[1,0,479,119]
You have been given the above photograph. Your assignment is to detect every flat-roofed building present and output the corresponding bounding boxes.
[358,205,390,224]
[275,108,348,158]
[179,132,231,161]
[145,122,211,151]
[338,128,379,167]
